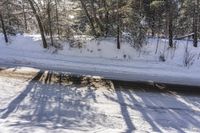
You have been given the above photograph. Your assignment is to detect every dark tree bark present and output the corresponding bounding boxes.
[117,0,120,49]
[168,14,173,47]
[193,0,199,47]
[117,24,120,49]
[55,0,60,36]
[22,0,28,31]
[47,0,54,46]
[0,13,8,43]
[27,0,48,48]
[166,0,173,47]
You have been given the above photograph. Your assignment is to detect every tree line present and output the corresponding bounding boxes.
[0,0,199,49]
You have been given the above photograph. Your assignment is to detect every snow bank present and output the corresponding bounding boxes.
[0,34,200,86]
[1,34,200,66]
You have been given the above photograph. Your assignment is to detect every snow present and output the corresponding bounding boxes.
[0,34,200,86]
[0,69,200,133]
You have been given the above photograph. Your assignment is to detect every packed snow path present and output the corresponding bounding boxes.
[0,68,200,133]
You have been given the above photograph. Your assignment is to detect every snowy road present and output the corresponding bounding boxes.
[0,68,200,133]
[0,52,200,87]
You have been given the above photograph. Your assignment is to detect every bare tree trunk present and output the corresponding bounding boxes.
[27,0,48,48]
[0,13,8,43]
[193,0,199,47]
[47,0,54,46]
[55,0,60,36]
[117,24,120,49]
[166,0,173,47]
[79,0,97,37]
[117,0,120,49]
[169,14,173,47]
[22,0,28,31]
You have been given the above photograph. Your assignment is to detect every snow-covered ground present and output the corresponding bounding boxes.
[0,68,200,133]
[0,34,200,86]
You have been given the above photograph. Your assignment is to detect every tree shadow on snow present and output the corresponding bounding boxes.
[107,82,200,132]
[1,71,112,131]
[0,70,44,119]
[1,71,200,132]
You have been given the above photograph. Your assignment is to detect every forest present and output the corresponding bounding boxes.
[1,1,200,132]
[0,0,199,49]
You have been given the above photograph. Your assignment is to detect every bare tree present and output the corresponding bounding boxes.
[47,0,54,46]
[55,0,60,36]
[0,13,8,43]
[166,0,173,47]
[117,0,120,49]
[22,0,28,31]
[27,0,48,48]
[193,0,199,47]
